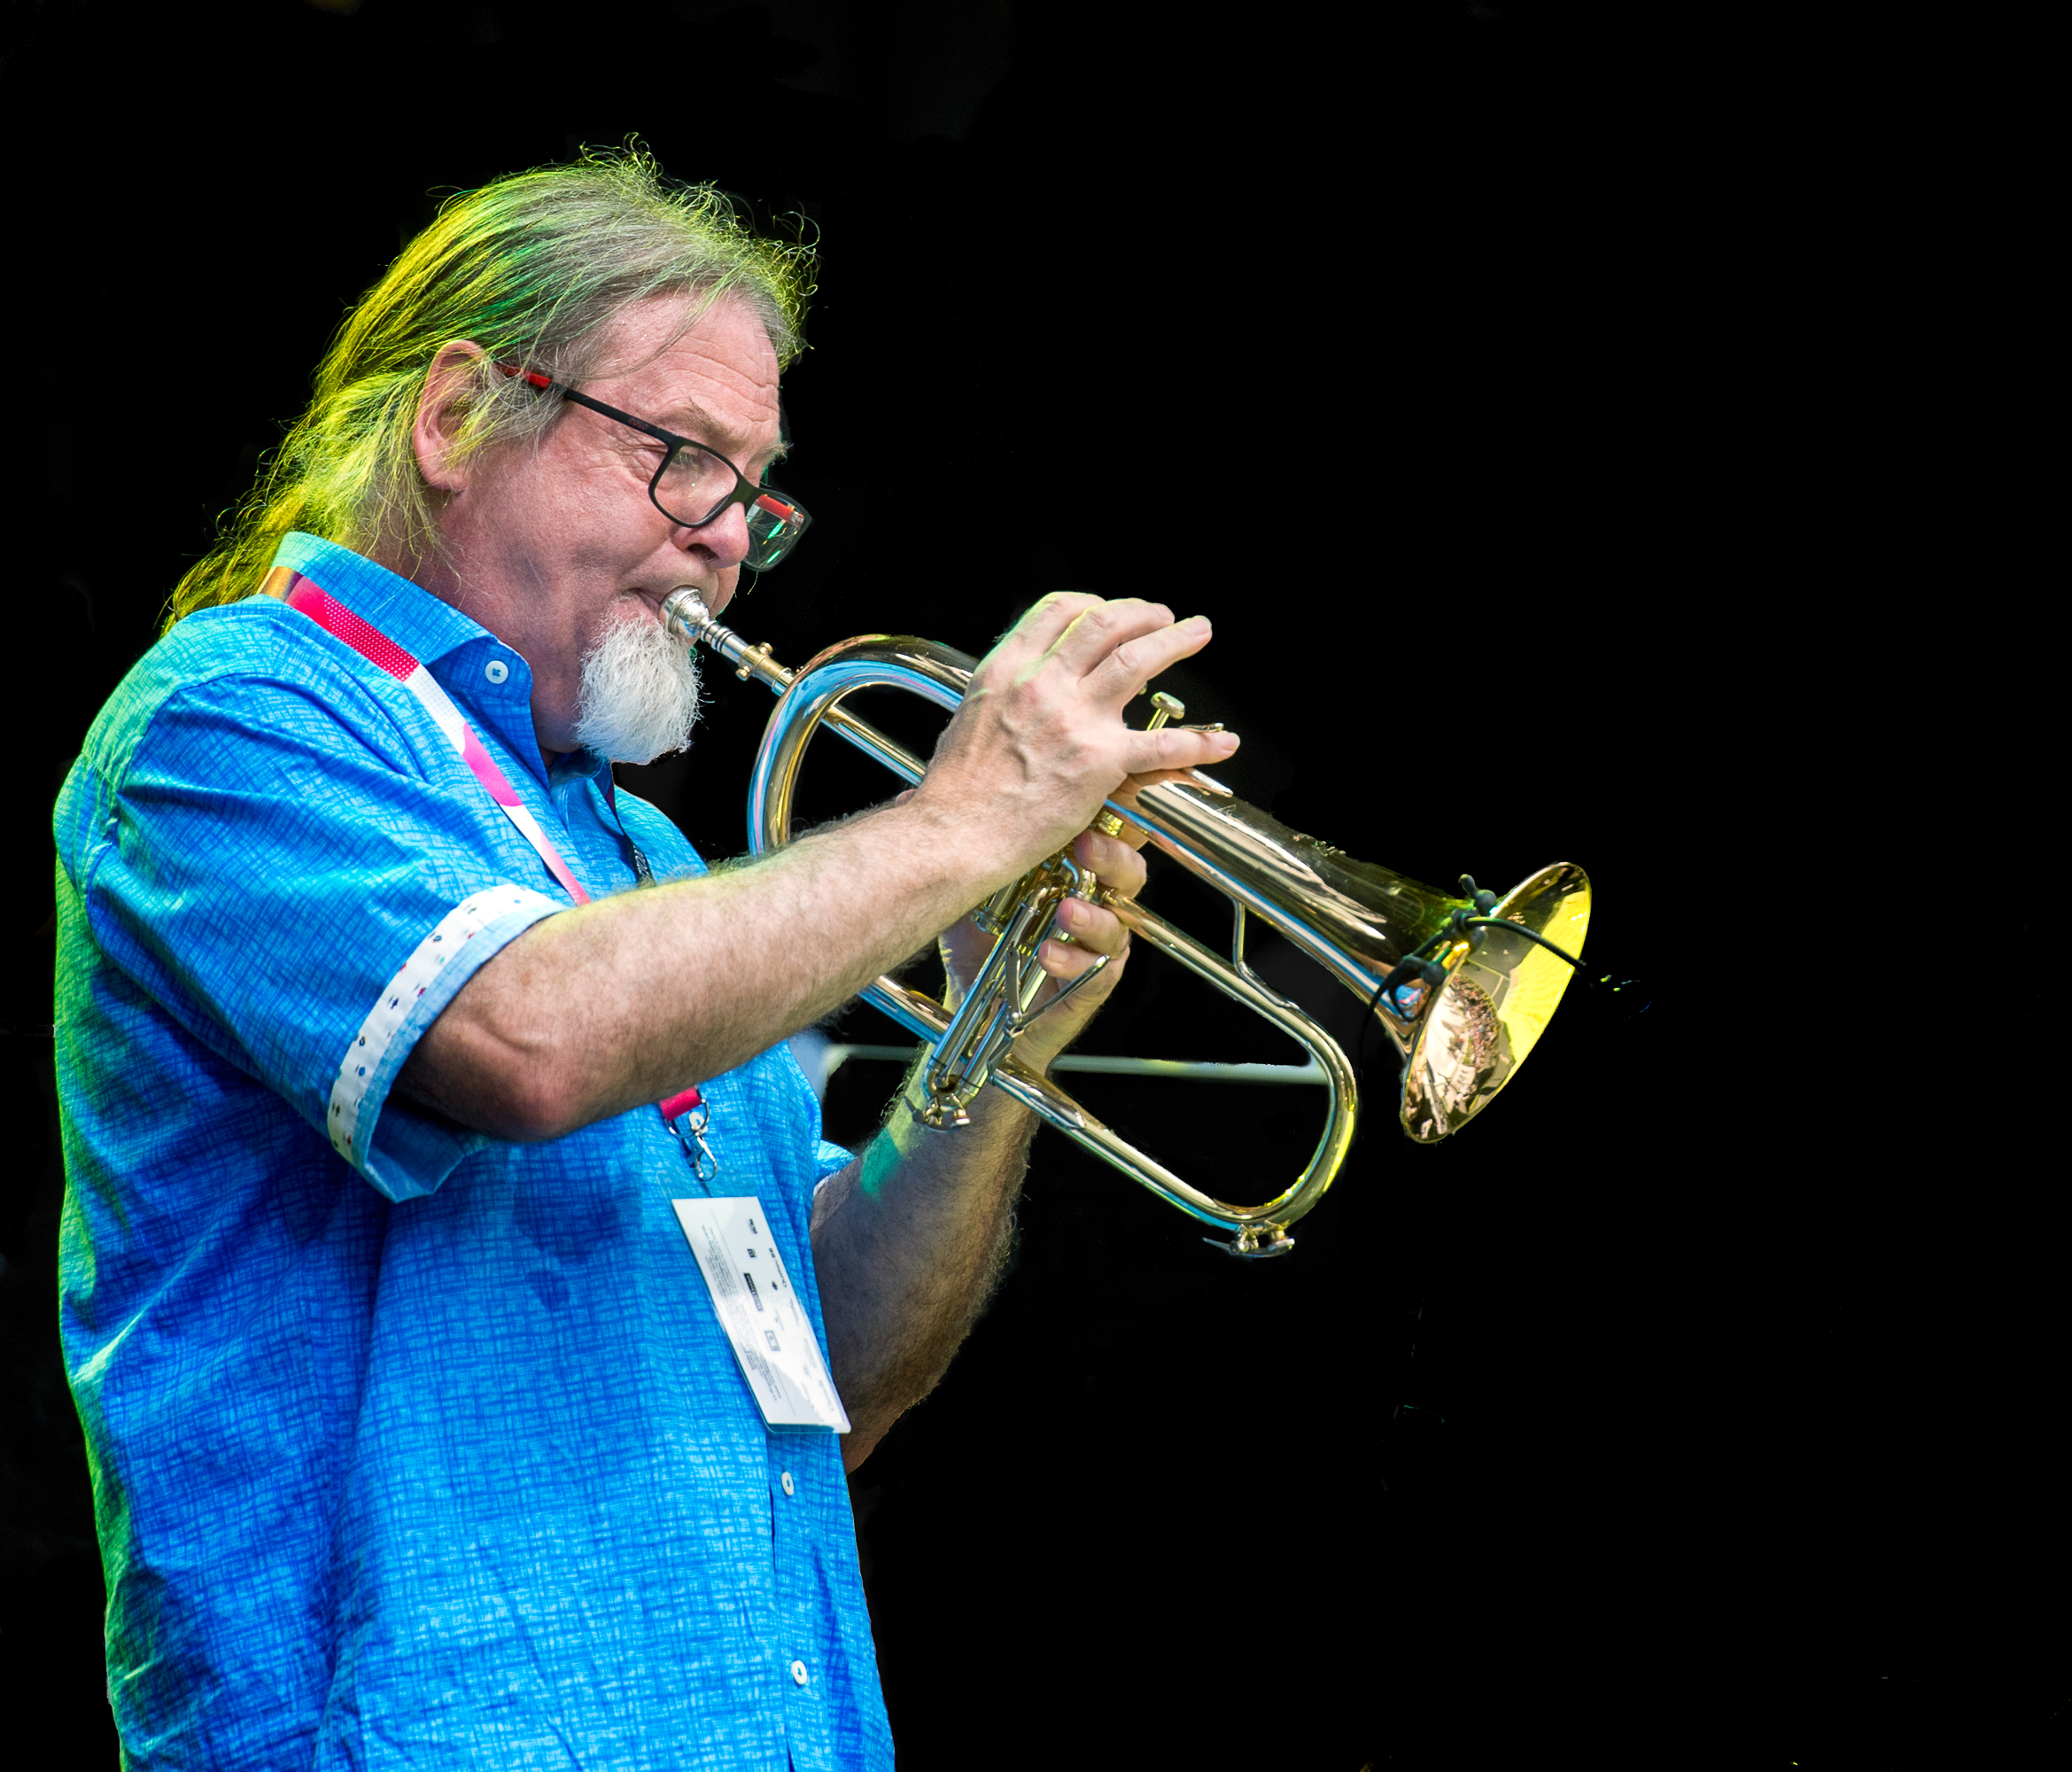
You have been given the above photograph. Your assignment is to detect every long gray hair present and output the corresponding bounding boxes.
[166,145,815,628]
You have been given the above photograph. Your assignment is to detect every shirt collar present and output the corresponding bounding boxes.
[269,532,604,788]
[273,532,494,670]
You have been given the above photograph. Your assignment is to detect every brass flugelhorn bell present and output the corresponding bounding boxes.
[662,590,1591,1258]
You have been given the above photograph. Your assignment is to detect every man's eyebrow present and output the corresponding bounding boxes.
[654,397,780,466]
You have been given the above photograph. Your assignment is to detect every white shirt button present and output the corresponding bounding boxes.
[790,1659,810,1686]
[484,659,509,685]
[780,1472,795,1496]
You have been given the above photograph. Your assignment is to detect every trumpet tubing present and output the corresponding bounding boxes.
[662,589,1590,1258]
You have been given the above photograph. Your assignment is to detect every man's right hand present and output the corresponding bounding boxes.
[911,593,1239,879]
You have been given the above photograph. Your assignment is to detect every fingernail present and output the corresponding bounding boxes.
[1215,730,1239,749]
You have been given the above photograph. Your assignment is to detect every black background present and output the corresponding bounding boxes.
[0,2,2057,1768]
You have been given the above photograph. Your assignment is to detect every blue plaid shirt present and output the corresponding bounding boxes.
[54,533,892,1769]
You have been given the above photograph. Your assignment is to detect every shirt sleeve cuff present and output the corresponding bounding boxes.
[327,883,563,1201]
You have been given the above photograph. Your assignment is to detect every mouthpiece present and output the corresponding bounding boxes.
[661,587,795,694]
[659,587,715,646]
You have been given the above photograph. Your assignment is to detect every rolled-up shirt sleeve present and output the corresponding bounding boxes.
[60,659,570,1201]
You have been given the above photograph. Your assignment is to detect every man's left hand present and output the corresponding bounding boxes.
[935,821,1149,1076]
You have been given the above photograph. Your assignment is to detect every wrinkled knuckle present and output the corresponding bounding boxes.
[1070,602,1116,633]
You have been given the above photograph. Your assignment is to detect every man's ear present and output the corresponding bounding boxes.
[414,340,487,494]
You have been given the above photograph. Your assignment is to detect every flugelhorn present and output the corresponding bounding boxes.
[662,590,1590,1258]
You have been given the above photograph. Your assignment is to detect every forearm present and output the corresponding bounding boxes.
[402,596,1237,1141]
[811,1071,1036,1471]
[402,797,1009,1139]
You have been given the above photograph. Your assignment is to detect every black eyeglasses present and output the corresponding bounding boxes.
[496,362,811,571]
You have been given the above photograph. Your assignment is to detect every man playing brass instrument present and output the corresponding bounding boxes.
[53,150,1236,1769]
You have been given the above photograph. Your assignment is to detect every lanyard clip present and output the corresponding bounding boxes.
[677,1102,718,1179]
[661,1088,718,1180]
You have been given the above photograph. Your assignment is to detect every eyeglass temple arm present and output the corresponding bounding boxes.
[495,361,558,392]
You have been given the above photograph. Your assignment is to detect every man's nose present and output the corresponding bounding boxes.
[679,498,752,569]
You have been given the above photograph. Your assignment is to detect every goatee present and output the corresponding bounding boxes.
[572,605,702,765]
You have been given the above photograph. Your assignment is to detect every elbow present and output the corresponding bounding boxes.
[400,1019,598,1145]
[470,1031,615,1142]
[484,1067,593,1144]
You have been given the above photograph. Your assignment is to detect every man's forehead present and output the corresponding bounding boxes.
[607,297,782,453]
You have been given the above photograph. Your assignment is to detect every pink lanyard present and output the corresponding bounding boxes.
[264,566,707,1135]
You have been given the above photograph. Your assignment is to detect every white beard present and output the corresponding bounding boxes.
[572,606,702,765]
